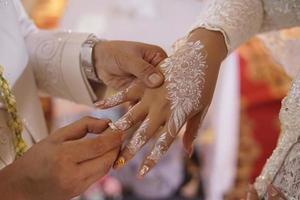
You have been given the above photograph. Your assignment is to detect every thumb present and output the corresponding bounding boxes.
[125,57,164,88]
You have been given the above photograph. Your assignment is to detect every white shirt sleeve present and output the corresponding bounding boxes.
[14,0,97,106]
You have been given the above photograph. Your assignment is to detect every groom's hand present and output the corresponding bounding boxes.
[0,117,122,200]
[93,41,167,90]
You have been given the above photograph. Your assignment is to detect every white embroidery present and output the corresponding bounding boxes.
[28,31,75,99]
[160,40,207,137]
[191,0,300,54]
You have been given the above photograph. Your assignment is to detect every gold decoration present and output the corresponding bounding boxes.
[0,65,27,157]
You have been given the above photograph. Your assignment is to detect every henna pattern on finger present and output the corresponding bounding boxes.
[95,83,138,109]
[127,118,149,155]
[95,90,126,108]
[139,165,150,177]
[160,40,208,137]
[147,132,168,163]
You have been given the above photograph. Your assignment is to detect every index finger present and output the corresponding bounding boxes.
[51,116,111,142]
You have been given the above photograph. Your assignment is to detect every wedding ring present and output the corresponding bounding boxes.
[109,112,134,131]
[108,122,119,131]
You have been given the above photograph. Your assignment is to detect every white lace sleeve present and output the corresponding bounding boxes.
[258,29,300,78]
[192,0,300,54]
[25,30,97,106]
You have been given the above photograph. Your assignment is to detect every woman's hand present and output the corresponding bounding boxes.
[95,29,227,177]
[246,185,287,200]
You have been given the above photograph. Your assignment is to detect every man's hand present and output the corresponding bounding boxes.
[0,117,122,200]
[93,41,167,90]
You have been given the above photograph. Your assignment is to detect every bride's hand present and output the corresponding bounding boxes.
[246,184,287,200]
[95,29,227,177]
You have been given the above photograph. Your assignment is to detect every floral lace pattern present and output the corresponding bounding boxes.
[191,0,300,53]
[259,31,300,78]
[255,73,300,199]
[272,141,300,200]
[190,1,300,197]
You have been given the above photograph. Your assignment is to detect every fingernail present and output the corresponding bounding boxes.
[246,185,256,200]
[148,73,163,85]
[188,146,194,158]
[246,191,254,200]
[114,156,126,169]
[139,165,150,178]
[268,185,278,197]
[94,100,105,107]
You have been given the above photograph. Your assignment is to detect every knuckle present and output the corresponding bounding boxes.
[139,64,155,77]
[91,140,105,155]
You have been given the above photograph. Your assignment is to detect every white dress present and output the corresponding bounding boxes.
[191,0,300,198]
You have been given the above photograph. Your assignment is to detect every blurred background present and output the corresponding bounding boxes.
[21,0,292,199]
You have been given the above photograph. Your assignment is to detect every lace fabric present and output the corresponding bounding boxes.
[255,73,300,199]
[189,0,300,198]
[271,140,300,200]
[191,0,300,54]
[259,30,300,78]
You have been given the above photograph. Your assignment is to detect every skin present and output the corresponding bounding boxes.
[0,39,166,199]
[0,117,122,200]
[93,40,168,90]
[93,35,288,200]
[96,28,228,177]
[245,184,287,200]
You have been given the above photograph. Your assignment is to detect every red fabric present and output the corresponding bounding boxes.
[239,56,281,182]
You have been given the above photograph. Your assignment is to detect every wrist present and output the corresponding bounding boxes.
[0,163,26,200]
[187,28,228,63]
[80,34,103,84]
